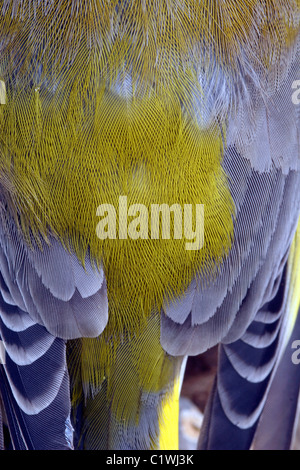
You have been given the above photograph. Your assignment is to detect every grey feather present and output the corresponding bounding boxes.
[198,262,293,448]
[161,156,300,355]
[0,219,109,340]
[252,309,300,450]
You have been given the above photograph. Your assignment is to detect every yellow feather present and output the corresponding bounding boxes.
[157,375,181,450]
[68,313,184,449]
[0,1,299,449]
[282,219,300,353]
[0,70,235,337]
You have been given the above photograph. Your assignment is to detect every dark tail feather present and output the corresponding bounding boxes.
[197,265,297,450]
[252,308,300,450]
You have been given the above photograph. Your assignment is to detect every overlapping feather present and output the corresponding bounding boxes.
[0,0,299,450]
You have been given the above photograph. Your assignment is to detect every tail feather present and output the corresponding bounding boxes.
[198,260,298,450]
[252,308,300,450]
[69,313,184,450]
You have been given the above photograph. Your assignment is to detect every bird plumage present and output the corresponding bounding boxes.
[0,0,299,450]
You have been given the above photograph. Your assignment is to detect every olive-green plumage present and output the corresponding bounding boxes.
[0,0,299,450]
